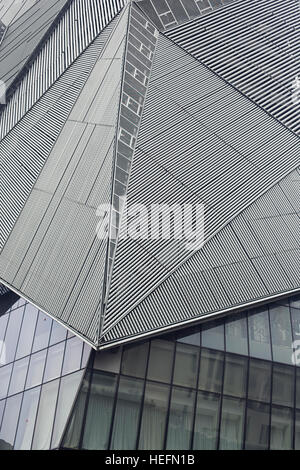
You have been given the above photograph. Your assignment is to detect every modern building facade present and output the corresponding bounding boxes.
[0,0,299,450]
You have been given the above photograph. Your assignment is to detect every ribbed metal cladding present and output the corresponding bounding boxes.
[0,19,117,252]
[166,0,300,135]
[101,32,300,341]
[0,6,130,347]
[135,0,241,31]
[0,0,70,89]
[102,166,300,345]
[0,0,126,140]
[0,0,39,26]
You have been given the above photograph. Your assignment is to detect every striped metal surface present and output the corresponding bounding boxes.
[0,0,39,26]
[135,0,242,30]
[0,0,70,90]
[101,32,300,343]
[0,17,117,252]
[0,6,130,347]
[103,166,300,344]
[166,0,300,135]
[0,0,126,140]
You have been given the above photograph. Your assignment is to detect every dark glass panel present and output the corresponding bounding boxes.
[94,348,122,373]
[147,340,174,383]
[223,354,248,398]
[138,382,170,450]
[269,305,293,364]
[225,312,248,355]
[272,364,294,408]
[121,342,149,378]
[201,320,224,351]
[51,370,84,449]
[82,372,117,450]
[166,387,195,450]
[193,391,220,450]
[248,308,272,360]
[198,349,224,393]
[270,406,293,450]
[248,359,271,403]
[295,410,300,450]
[173,343,199,388]
[110,376,144,450]
[219,397,245,450]
[245,401,270,450]
[61,371,91,449]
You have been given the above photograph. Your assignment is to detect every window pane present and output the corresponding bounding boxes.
[173,343,199,388]
[4,307,24,363]
[225,312,248,355]
[121,342,149,378]
[111,377,144,450]
[193,391,220,450]
[0,363,13,399]
[62,337,83,375]
[198,349,224,393]
[26,350,47,389]
[51,370,84,449]
[295,410,300,450]
[201,320,224,351]
[14,387,40,450]
[297,368,300,409]
[219,397,245,450]
[248,359,271,403]
[245,401,270,450]
[32,379,60,450]
[139,382,170,450]
[62,371,91,449]
[49,320,67,346]
[82,372,117,449]
[0,393,22,449]
[270,406,293,450]
[94,347,122,374]
[176,331,200,346]
[147,340,174,383]
[248,308,271,360]
[272,364,294,407]
[9,356,30,395]
[32,312,52,353]
[44,343,65,382]
[166,387,195,450]
[223,355,247,398]
[15,304,38,359]
[270,305,293,364]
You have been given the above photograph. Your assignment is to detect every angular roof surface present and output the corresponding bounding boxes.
[0,0,299,349]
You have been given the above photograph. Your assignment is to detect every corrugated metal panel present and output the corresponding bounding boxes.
[0,0,70,88]
[166,0,300,135]
[101,162,300,345]
[136,0,242,30]
[102,33,300,342]
[0,19,117,251]
[0,6,130,347]
[0,0,126,140]
[0,0,39,26]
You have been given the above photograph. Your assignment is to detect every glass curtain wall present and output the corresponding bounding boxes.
[61,294,300,450]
